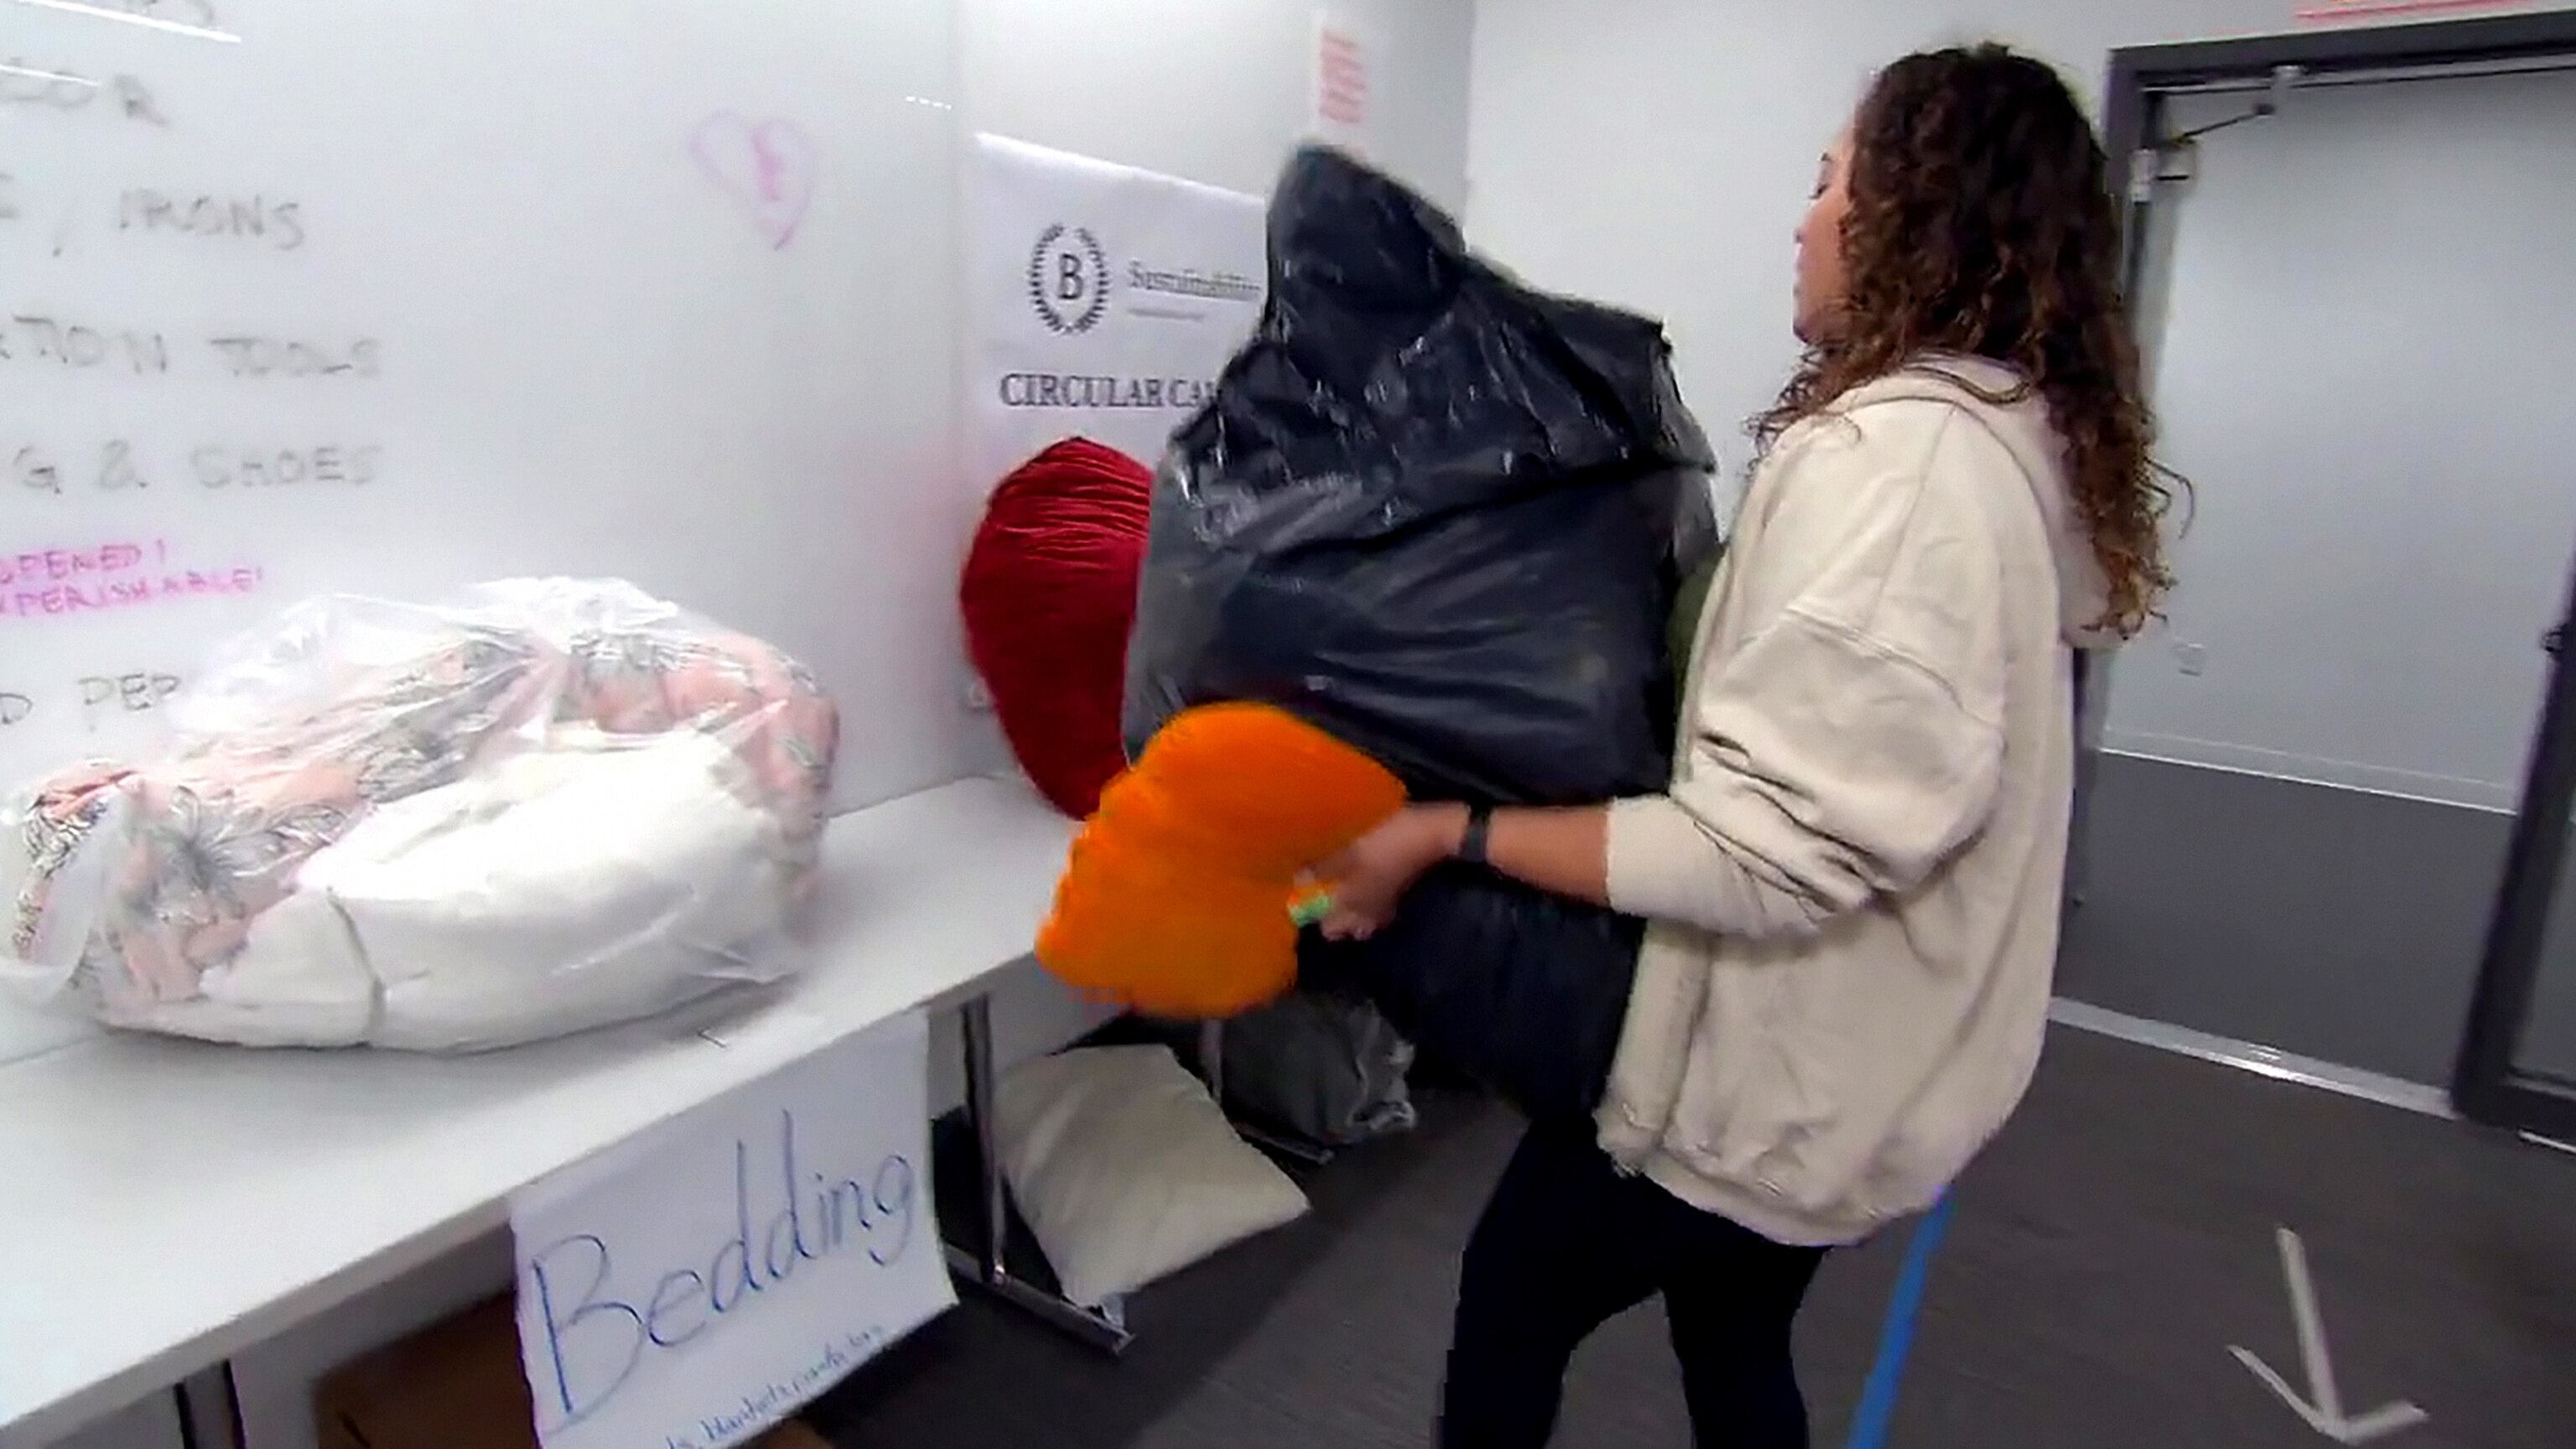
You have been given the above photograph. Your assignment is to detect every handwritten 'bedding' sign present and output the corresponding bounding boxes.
[507,1013,952,1449]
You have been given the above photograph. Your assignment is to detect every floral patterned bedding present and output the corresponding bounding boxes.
[2,581,839,1025]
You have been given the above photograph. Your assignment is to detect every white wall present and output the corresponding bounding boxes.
[39,4,1480,1448]
[1462,0,2576,456]
[2105,71,2576,807]
[964,0,1476,210]
[1463,0,2576,797]
[1463,0,2284,475]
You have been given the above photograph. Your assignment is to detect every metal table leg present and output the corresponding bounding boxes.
[173,1363,247,1449]
[1197,1018,1226,1104]
[943,994,1132,1353]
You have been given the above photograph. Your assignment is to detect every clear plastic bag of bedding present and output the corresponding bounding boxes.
[0,579,839,1051]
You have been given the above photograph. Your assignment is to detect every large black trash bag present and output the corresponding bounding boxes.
[1124,145,1717,1119]
[1300,870,1643,1123]
[1123,144,1718,802]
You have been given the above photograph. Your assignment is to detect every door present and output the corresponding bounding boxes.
[2456,555,2576,1141]
[2059,66,2576,1084]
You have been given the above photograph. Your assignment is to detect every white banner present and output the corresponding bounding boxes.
[509,1014,950,1449]
[965,134,1266,491]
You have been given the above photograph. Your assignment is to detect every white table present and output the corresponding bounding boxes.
[0,776,1124,1449]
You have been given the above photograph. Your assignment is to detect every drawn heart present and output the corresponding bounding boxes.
[689,113,817,249]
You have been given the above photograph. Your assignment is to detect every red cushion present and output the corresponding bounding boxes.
[961,438,1155,818]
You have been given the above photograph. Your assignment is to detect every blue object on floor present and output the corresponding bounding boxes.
[1846,1192,1956,1449]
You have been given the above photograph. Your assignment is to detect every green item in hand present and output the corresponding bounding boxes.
[1666,548,1723,684]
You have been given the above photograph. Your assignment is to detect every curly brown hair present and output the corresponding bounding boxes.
[1755,44,2179,636]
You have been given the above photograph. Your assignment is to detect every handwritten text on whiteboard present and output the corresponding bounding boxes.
[0,541,265,621]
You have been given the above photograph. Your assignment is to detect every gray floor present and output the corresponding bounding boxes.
[811,1028,2576,1447]
[2064,751,2514,1086]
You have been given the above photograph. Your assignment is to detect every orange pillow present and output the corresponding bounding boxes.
[1036,702,1405,1018]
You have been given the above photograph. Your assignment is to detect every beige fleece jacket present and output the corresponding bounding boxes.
[1596,358,2111,1247]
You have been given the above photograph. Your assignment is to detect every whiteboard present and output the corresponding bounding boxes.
[0,0,969,815]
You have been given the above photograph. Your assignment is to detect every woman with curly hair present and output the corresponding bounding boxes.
[1317,43,2179,1447]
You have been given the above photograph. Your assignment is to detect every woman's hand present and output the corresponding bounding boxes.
[1311,803,1467,942]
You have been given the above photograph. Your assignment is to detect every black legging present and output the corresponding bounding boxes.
[1440,1118,1828,1448]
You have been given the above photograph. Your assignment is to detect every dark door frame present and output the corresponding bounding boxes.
[2454,551,2576,1140]
[2094,9,2576,1135]
[2104,5,2576,196]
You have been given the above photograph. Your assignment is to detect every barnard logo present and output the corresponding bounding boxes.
[1028,223,1111,335]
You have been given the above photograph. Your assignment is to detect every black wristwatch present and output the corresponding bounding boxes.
[1456,806,1493,867]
